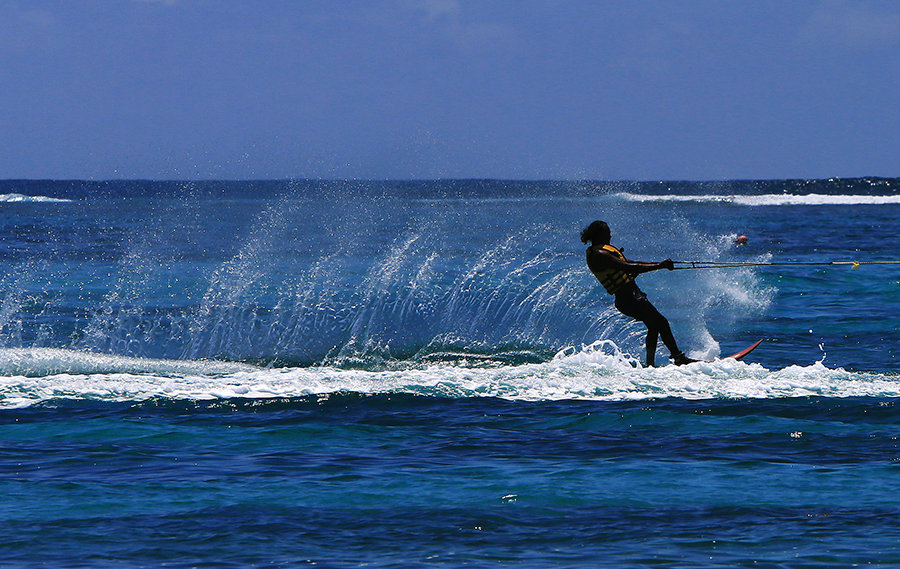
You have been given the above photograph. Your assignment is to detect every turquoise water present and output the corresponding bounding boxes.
[0,179,898,567]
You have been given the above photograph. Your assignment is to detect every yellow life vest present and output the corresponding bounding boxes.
[587,244,635,295]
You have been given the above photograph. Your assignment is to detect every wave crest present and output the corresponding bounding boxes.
[0,193,72,203]
[0,346,896,408]
[615,193,900,206]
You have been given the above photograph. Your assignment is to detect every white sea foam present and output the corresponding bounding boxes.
[0,193,72,203]
[0,346,897,408]
[615,193,900,206]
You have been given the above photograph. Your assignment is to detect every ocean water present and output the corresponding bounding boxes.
[1,178,898,567]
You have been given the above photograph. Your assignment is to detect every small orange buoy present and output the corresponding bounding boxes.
[735,234,748,245]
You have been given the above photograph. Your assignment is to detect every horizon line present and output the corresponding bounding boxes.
[1,175,897,184]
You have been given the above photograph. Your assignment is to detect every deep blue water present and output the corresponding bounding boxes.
[1,178,899,567]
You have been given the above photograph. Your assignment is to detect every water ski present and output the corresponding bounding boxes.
[723,339,763,361]
[675,339,762,366]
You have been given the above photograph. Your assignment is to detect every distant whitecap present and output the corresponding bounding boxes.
[614,192,900,206]
[0,193,73,203]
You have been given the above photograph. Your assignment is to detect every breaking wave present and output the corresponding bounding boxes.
[0,344,896,409]
[615,193,900,206]
[0,193,72,203]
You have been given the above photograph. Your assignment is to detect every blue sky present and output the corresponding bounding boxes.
[1,0,898,180]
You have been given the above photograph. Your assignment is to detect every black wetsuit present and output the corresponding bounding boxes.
[613,282,680,358]
[586,244,683,366]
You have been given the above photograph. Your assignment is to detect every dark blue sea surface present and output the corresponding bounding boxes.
[1,178,899,567]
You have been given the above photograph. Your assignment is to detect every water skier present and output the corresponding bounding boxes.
[581,220,696,367]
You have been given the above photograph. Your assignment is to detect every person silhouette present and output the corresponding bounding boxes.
[581,220,696,367]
